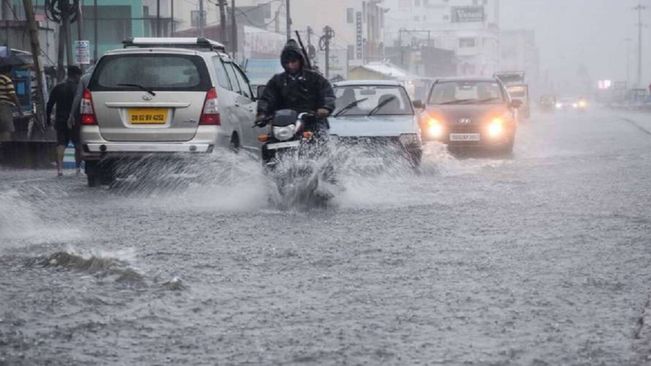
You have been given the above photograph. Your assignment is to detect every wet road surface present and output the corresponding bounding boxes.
[1,108,651,365]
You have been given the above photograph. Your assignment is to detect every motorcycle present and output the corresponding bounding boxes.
[256,109,336,207]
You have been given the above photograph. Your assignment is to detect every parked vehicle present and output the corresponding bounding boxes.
[80,37,258,187]
[330,80,422,169]
[539,95,557,112]
[495,71,530,119]
[420,77,520,154]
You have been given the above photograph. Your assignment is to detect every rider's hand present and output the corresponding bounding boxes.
[317,108,330,118]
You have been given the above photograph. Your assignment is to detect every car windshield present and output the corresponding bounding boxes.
[507,85,527,98]
[334,85,413,116]
[89,54,211,92]
[428,80,505,105]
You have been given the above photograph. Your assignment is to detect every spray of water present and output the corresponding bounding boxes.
[100,148,271,212]
[0,190,84,245]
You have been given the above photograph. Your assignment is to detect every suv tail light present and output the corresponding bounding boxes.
[199,87,220,125]
[80,89,97,125]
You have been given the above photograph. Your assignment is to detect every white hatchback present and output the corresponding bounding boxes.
[330,80,423,168]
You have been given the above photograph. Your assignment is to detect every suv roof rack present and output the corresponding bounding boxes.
[122,37,226,52]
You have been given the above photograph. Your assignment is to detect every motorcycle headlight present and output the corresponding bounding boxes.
[273,124,296,141]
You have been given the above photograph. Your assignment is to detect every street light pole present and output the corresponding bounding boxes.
[199,0,204,37]
[286,0,291,41]
[634,2,646,87]
[93,0,98,62]
[231,0,237,58]
[156,0,160,37]
[625,38,632,88]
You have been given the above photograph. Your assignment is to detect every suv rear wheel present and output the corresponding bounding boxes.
[85,160,116,187]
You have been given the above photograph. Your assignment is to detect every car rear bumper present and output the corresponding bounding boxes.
[80,125,228,160]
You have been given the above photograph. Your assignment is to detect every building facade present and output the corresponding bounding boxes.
[499,29,540,88]
[383,0,501,77]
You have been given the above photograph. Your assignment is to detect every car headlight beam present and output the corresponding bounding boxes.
[488,118,505,138]
[425,118,444,139]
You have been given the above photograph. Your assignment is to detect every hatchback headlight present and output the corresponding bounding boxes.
[273,124,296,141]
[488,118,504,138]
[424,117,444,139]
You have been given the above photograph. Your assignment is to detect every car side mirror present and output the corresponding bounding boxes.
[412,100,424,109]
[510,100,522,109]
[256,85,266,100]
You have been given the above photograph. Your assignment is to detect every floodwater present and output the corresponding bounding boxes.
[1,108,651,365]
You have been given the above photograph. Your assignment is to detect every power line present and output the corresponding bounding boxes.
[235,3,282,29]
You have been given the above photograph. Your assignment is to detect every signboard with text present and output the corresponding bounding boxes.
[74,40,90,65]
[451,6,485,23]
[356,12,363,60]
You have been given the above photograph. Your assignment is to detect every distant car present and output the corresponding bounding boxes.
[420,77,520,154]
[330,80,422,168]
[555,97,588,111]
[80,37,258,187]
[539,95,557,112]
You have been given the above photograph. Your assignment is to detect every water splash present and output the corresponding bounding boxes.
[0,190,84,245]
[98,149,271,213]
[35,246,145,284]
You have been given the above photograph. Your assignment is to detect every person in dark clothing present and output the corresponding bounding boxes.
[256,40,336,134]
[47,66,82,176]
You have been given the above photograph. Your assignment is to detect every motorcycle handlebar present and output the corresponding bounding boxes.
[252,111,317,128]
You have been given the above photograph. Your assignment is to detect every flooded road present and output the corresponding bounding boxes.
[1,109,651,365]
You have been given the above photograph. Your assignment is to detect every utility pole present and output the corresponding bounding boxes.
[93,0,98,61]
[170,0,174,35]
[218,0,226,45]
[199,0,204,37]
[46,0,80,81]
[22,0,47,125]
[398,29,404,67]
[625,38,632,88]
[156,0,160,37]
[319,26,334,78]
[634,1,646,87]
[231,0,237,58]
[3,0,9,49]
[285,0,290,41]
[76,0,84,72]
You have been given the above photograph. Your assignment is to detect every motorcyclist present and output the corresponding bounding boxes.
[255,39,335,135]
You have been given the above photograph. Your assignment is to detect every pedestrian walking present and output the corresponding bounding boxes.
[46,66,82,176]
[0,65,23,143]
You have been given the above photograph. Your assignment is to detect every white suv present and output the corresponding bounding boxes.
[80,37,257,186]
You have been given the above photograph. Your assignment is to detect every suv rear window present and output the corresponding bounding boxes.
[89,54,211,91]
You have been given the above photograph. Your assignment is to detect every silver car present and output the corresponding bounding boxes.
[80,37,257,186]
[330,80,423,169]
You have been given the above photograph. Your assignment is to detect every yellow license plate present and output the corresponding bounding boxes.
[128,108,168,125]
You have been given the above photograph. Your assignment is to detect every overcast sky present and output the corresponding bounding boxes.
[500,0,649,86]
